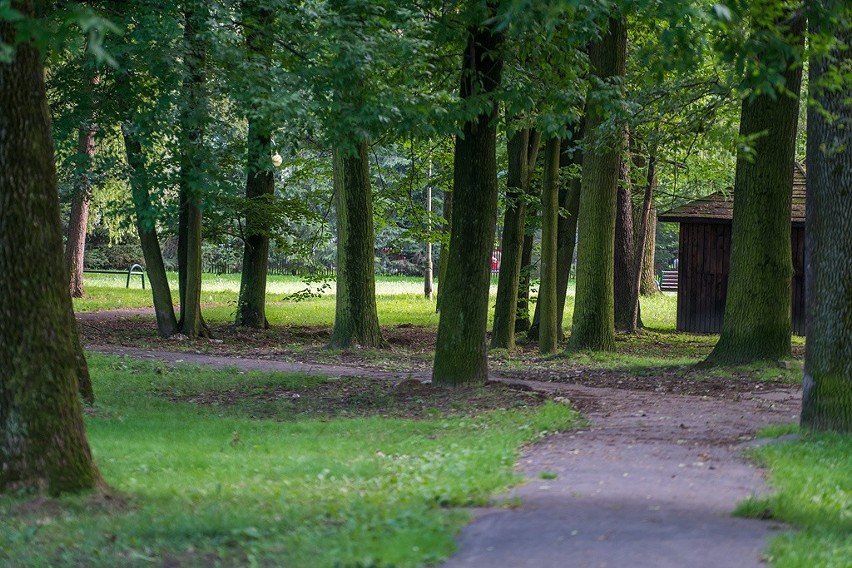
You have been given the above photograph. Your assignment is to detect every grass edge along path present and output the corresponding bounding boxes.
[736,428,851,568]
[0,354,582,567]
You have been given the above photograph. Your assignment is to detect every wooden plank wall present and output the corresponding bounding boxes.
[676,222,807,335]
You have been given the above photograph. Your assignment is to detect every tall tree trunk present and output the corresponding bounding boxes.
[436,186,452,312]
[236,0,275,328]
[328,141,385,348]
[613,153,635,332]
[122,122,179,337]
[433,16,504,386]
[630,155,657,328]
[538,137,561,353]
[530,133,583,341]
[567,18,627,352]
[491,127,540,349]
[554,137,583,337]
[705,15,803,365]
[640,207,660,296]
[0,4,101,494]
[424,159,433,300]
[516,232,534,332]
[800,13,851,433]
[178,4,210,339]
[65,117,96,299]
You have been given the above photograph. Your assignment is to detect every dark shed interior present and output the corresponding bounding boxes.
[658,164,806,335]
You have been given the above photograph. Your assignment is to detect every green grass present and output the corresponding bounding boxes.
[0,354,581,567]
[736,431,852,568]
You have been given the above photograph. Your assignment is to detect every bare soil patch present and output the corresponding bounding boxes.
[78,312,799,400]
[157,376,548,420]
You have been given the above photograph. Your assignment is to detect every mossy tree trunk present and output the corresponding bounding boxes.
[538,137,561,353]
[0,3,102,494]
[178,4,211,339]
[613,153,635,332]
[328,141,385,348]
[433,16,504,385]
[640,207,660,296]
[705,16,803,365]
[236,0,275,329]
[567,18,627,352]
[122,122,179,337]
[491,127,540,349]
[800,14,852,433]
[516,232,534,332]
[530,132,583,341]
[554,137,583,337]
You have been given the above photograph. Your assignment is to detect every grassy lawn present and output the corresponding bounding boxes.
[737,429,852,568]
[0,354,581,567]
[76,272,677,329]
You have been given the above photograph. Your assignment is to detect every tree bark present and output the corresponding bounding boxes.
[613,154,635,332]
[436,186,452,313]
[424,160,433,300]
[538,137,561,353]
[328,141,385,348]
[0,3,101,494]
[491,127,540,349]
[800,14,852,433]
[530,134,583,341]
[122,122,179,337]
[640,207,660,296]
[65,118,96,299]
[630,156,657,328]
[567,18,627,352]
[433,16,503,385]
[705,15,803,365]
[178,4,210,339]
[516,231,534,332]
[236,0,275,328]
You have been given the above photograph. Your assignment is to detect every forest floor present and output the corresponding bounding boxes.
[78,309,803,567]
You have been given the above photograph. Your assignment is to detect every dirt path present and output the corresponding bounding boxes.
[85,342,801,567]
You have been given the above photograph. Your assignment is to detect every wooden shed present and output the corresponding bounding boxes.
[658,164,806,335]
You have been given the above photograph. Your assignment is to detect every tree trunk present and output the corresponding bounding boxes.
[328,142,385,348]
[613,154,635,332]
[640,207,660,296]
[236,0,275,328]
[567,18,627,352]
[436,186,452,313]
[538,137,561,353]
[630,155,657,328]
[122,123,179,337]
[800,15,852,433]
[65,121,96,299]
[491,127,539,349]
[0,5,102,494]
[433,17,504,385]
[516,231,534,332]
[424,160,433,300]
[555,138,583,337]
[705,16,803,365]
[530,133,583,341]
[178,4,210,339]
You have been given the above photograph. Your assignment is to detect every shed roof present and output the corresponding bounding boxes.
[658,163,806,226]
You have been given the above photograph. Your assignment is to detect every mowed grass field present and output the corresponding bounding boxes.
[74,272,678,330]
[0,355,582,567]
